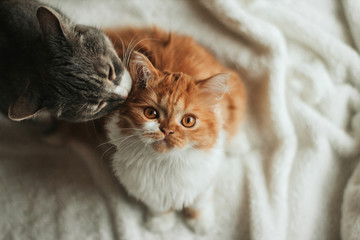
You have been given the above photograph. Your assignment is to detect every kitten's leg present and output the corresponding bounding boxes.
[145,207,176,232]
[183,186,215,234]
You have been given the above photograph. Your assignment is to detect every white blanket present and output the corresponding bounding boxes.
[2,0,360,239]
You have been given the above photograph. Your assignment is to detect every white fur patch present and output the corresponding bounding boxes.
[143,121,160,132]
[114,70,132,97]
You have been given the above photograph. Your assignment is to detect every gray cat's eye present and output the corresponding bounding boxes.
[108,65,115,81]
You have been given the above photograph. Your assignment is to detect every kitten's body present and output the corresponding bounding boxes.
[105,27,246,233]
[0,0,131,122]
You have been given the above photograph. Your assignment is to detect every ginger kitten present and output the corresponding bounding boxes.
[104,27,246,234]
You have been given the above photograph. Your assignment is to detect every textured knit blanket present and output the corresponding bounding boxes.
[2,0,360,239]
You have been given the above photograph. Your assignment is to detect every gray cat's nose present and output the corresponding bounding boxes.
[109,93,127,102]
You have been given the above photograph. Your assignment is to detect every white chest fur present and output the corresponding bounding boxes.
[106,116,225,212]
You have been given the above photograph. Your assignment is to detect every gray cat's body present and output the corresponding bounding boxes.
[0,0,132,122]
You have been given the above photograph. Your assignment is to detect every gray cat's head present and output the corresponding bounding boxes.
[8,6,131,122]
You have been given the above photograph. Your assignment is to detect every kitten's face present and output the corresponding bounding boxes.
[109,52,228,153]
[44,25,132,121]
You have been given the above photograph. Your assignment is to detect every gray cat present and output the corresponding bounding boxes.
[0,0,132,122]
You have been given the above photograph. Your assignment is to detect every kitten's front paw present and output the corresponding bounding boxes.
[183,206,214,235]
[145,210,176,233]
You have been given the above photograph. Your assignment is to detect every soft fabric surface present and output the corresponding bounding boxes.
[2,0,360,239]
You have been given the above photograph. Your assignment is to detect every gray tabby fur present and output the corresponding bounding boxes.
[0,0,132,122]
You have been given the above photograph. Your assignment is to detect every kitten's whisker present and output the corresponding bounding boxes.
[120,136,145,149]
[127,142,144,161]
[101,145,116,161]
[100,135,142,161]
[97,133,138,148]
[119,139,143,151]
[107,131,143,146]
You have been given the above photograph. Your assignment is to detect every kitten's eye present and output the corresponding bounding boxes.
[181,115,196,128]
[108,65,115,81]
[144,107,159,119]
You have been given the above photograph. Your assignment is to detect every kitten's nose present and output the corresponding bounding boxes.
[161,128,174,136]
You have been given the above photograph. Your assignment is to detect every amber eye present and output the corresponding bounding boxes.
[181,115,196,128]
[144,107,159,119]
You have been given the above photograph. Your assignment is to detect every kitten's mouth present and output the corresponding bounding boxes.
[158,139,168,145]
[155,138,168,146]
[152,138,171,153]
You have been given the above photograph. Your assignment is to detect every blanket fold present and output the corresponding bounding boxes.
[1,0,360,239]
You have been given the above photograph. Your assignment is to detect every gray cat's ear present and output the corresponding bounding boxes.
[8,91,42,121]
[129,51,157,88]
[197,73,229,104]
[37,6,65,37]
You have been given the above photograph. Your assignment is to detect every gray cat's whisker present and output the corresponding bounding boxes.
[90,120,99,139]
[120,38,126,61]
[124,36,137,67]
[125,38,160,67]
[125,38,147,67]
[113,31,126,61]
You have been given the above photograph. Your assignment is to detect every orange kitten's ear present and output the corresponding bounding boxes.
[37,6,65,37]
[129,51,158,88]
[8,90,42,121]
[197,73,229,105]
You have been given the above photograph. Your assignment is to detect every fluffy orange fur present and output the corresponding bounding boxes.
[104,27,246,152]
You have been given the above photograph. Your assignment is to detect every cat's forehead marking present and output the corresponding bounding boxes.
[157,90,187,118]
[147,74,196,119]
[159,94,169,107]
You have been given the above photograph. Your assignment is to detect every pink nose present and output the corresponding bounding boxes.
[161,128,174,136]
